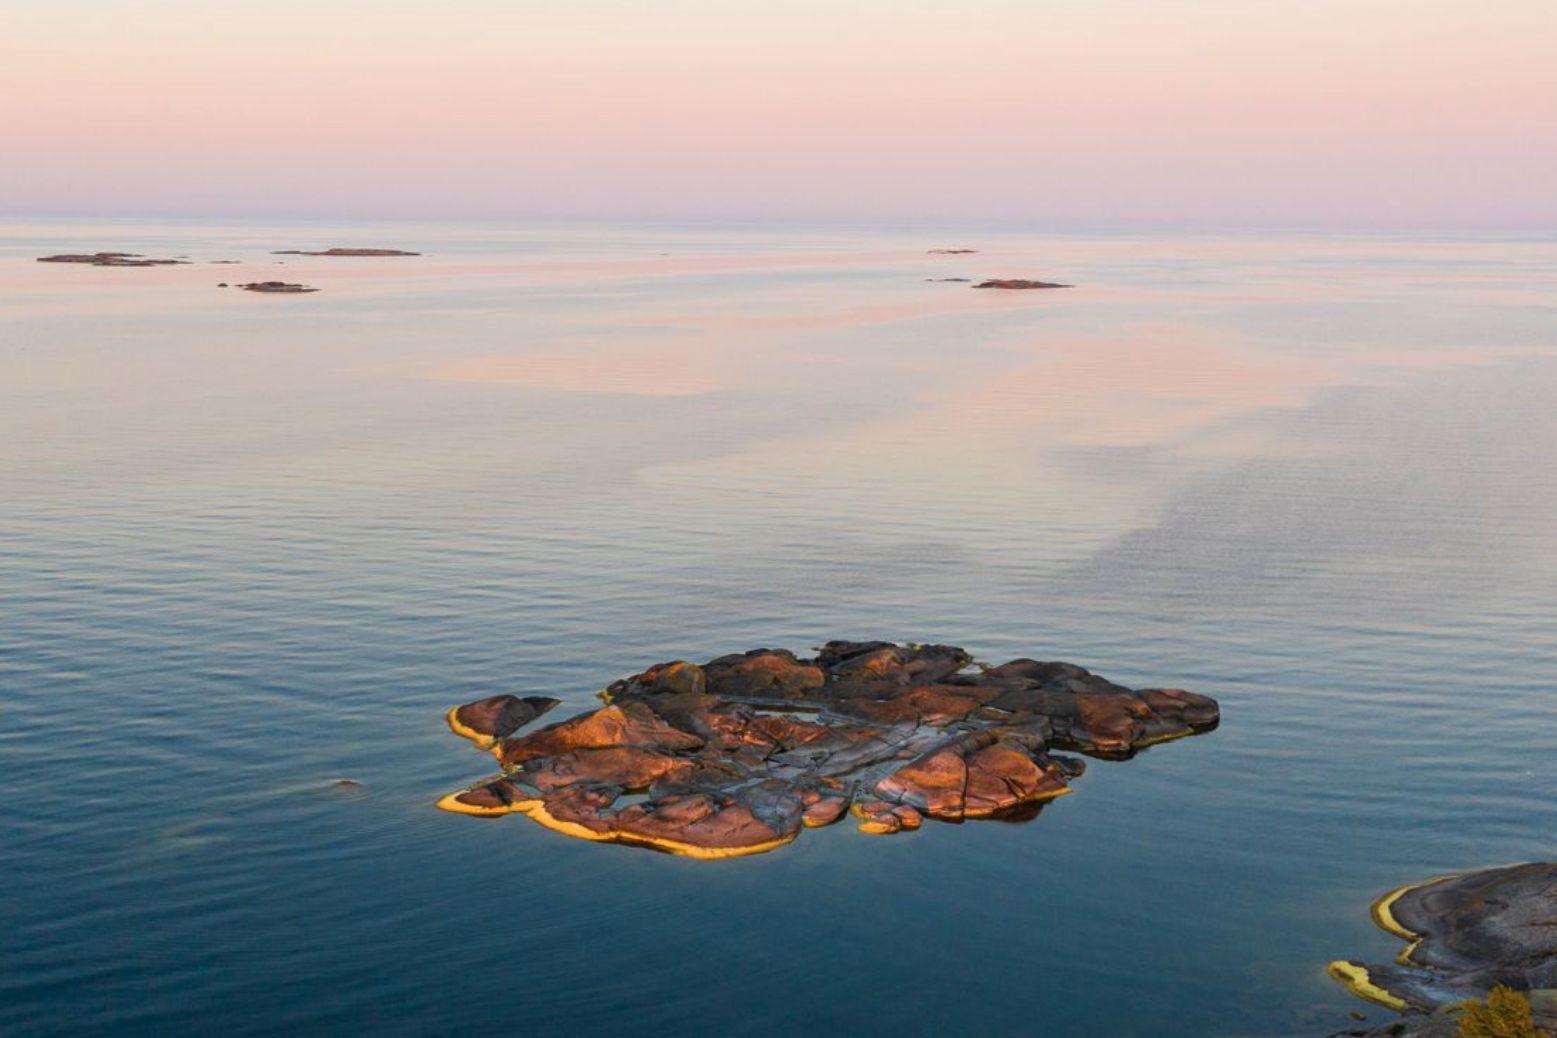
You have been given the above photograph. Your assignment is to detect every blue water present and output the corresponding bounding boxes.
[2,221,1555,1037]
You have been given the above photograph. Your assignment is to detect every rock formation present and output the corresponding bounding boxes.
[270,248,420,256]
[973,279,1070,289]
[37,252,186,267]
[239,282,319,293]
[437,640,1219,859]
[1327,863,1557,1034]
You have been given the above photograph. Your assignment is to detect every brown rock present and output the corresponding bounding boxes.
[963,743,1070,816]
[447,694,561,746]
[973,279,1070,289]
[239,281,319,294]
[519,746,695,793]
[874,745,969,819]
[611,791,799,857]
[802,794,849,827]
[703,648,825,700]
[270,247,420,256]
[37,252,186,267]
[494,701,704,766]
[438,640,1216,858]
[608,659,707,698]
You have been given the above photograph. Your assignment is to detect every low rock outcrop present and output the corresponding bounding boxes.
[238,282,319,293]
[270,248,420,257]
[437,640,1219,858]
[37,252,186,267]
[973,279,1070,290]
[1327,863,1557,1033]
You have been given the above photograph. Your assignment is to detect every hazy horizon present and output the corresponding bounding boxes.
[6,0,1555,231]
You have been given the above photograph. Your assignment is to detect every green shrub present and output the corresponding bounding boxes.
[1456,986,1551,1038]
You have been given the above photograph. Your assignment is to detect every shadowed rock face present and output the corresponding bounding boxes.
[437,640,1219,858]
[446,694,561,748]
[1327,862,1557,1030]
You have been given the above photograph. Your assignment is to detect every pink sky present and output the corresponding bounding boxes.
[5,0,1554,228]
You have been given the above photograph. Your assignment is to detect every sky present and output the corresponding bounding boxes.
[4,0,1555,229]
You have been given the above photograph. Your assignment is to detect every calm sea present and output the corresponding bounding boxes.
[2,220,1554,1037]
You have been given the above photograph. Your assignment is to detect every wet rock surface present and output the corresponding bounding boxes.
[37,252,187,266]
[973,278,1070,289]
[238,281,319,293]
[437,640,1219,858]
[1327,862,1557,1029]
[271,247,420,256]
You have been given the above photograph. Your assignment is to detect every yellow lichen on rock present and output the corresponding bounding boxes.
[1326,961,1410,1011]
[445,706,496,749]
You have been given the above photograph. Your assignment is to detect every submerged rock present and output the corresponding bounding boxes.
[37,252,186,267]
[1327,862,1557,1030]
[973,279,1070,290]
[239,281,319,294]
[271,247,420,256]
[437,641,1219,859]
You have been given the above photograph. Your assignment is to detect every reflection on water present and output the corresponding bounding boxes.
[1,220,1555,1037]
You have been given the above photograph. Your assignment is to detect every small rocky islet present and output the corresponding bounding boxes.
[436,640,1220,859]
[270,247,420,256]
[1327,862,1557,1036]
[235,281,318,294]
[973,278,1071,289]
[36,247,419,291]
[37,252,187,267]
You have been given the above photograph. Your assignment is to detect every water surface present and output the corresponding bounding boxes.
[3,221,1555,1037]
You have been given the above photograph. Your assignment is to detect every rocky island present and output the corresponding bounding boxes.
[270,247,420,256]
[237,281,319,293]
[37,252,186,267]
[437,640,1219,859]
[1328,862,1557,1036]
[973,278,1071,289]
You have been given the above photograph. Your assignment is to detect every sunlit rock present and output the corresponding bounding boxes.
[437,641,1218,858]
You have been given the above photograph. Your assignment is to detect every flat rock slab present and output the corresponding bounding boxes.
[1328,862,1557,1023]
[436,640,1218,859]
